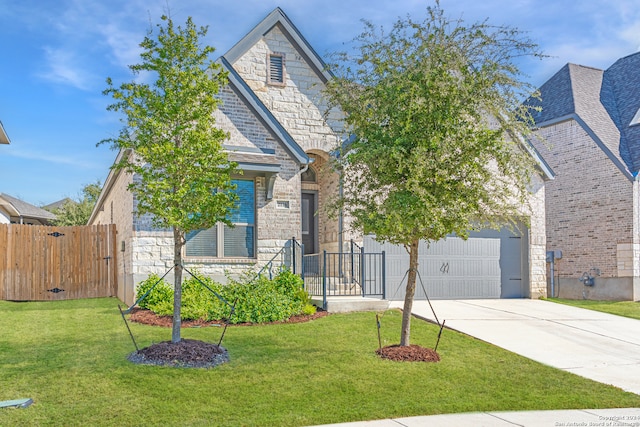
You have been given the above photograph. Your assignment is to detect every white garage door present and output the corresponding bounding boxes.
[364,227,528,300]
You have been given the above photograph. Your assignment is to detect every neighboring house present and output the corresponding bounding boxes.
[529,52,640,301]
[0,193,57,225]
[0,121,10,145]
[90,8,551,305]
[42,198,75,213]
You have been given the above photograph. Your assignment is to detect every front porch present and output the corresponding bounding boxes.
[310,296,390,313]
[260,238,388,313]
[302,246,387,312]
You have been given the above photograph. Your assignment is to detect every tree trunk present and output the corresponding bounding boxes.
[171,227,184,344]
[400,239,420,346]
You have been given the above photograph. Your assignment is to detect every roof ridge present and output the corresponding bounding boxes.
[222,7,332,82]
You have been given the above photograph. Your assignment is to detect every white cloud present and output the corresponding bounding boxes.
[98,22,144,70]
[38,47,92,90]
[5,145,100,170]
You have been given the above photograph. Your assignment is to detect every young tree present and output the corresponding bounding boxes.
[102,15,237,343]
[47,181,102,226]
[324,2,543,346]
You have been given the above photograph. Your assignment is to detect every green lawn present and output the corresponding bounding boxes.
[1,298,639,426]
[549,298,640,320]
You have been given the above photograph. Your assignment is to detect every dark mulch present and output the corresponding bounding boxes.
[376,344,441,362]
[128,338,229,369]
[127,308,436,364]
[128,307,328,328]
[126,308,329,368]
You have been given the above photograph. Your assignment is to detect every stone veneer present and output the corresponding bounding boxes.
[90,13,552,304]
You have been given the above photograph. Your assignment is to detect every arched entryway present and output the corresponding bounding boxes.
[301,151,340,254]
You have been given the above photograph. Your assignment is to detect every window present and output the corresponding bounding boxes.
[268,53,285,85]
[301,166,316,182]
[185,179,255,258]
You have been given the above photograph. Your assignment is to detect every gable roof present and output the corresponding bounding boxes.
[531,53,640,180]
[43,198,75,211]
[223,7,332,83]
[0,193,57,222]
[219,57,309,164]
[602,52,640,173]
[0,120,10,144]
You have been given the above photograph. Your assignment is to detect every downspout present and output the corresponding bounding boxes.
[299,157,311,175]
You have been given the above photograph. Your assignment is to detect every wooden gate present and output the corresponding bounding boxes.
[0,224,117,301]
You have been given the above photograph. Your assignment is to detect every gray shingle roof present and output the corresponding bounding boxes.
[602,52,640,172]
[529,64,575,124]
[0,193,57,221]
[531,52,640,177]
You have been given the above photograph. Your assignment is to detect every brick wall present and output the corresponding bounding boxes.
[534,119,634,279]
[90,153,135,303]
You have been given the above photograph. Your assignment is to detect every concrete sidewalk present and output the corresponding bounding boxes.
[393,299,640,395]
[313,407,640,426]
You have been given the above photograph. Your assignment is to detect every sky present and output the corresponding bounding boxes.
[1,0,639,207]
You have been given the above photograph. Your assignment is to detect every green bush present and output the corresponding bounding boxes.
[135,274,173,311]
[180,273,223,321]
[134,268,313,324]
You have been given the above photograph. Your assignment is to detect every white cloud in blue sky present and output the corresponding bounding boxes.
[1,0,640,205]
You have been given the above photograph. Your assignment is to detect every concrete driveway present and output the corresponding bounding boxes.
[390,299,640,395]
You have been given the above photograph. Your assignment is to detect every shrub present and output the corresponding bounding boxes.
[134,268,314,324]
[181,273,223,321]
[302,303,317,316]
[135,274,173,311]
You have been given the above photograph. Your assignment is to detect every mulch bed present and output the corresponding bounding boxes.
[376,344,441,362]
[128,307,329,328]
[127,308,438,364]
[127,339,230,369]
[126,308,329,368]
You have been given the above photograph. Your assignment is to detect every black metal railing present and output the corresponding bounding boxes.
[302,244,385,304]
[257,237,304,279]
[258,238,385,310]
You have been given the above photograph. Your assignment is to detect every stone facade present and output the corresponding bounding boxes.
[90,8,549,305]
[527,174,548,298]
[232,26,344,154]
[231,22,346,255]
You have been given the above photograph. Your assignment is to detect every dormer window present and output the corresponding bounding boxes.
[630,108,640,127]
[268,53,285,86]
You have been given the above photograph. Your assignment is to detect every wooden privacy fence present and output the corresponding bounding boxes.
[0,224,117,301]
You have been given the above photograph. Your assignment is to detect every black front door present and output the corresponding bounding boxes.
[301,192,317,254]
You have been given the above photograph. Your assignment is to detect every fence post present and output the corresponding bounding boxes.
[301,243,305,282]
[360,246,366,297]
[350,240,355,284]
[322,250,327,310]
[381,251,386,300]
[292,236,297,275]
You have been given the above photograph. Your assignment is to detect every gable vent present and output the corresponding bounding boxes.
[268,53,285,85]
[630,108,640,127]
